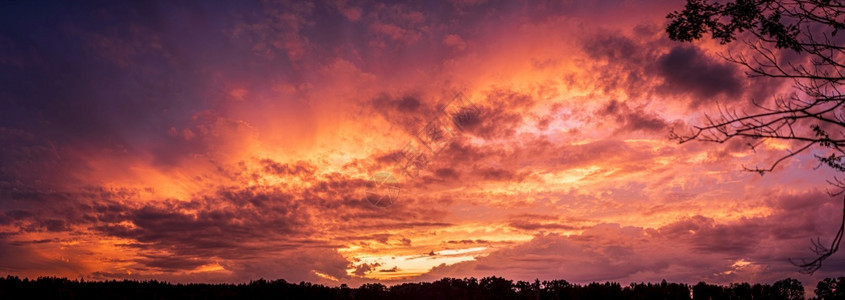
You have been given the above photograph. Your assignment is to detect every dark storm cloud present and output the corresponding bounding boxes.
[656,46,743,107]
[581,31,664,98]
[581,29,745,108]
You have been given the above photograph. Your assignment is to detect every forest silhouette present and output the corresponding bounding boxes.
[4,275,845,299]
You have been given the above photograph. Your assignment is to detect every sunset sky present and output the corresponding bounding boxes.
[1,0,844,286]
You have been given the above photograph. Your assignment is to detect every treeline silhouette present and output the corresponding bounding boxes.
[2,275,844,299]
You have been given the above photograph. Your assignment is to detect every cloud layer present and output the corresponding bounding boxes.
[0,0,840,287]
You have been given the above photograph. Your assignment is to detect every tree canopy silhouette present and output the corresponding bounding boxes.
[0,275,822,300]
[666,0,845,273]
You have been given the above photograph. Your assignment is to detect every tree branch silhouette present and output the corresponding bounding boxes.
[667,0,845,273]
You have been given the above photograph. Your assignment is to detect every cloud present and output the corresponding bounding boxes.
[353,262,381,276]
[580,28,748,110]
[599,100,668,133]
[442,34,467,51]
[508,221,580,231]
[420,189,845,284]
[365,3,428,48]
[0,240,89,277]
[580,31,665,99]
[0,0,840,286]
[656,46,743,107]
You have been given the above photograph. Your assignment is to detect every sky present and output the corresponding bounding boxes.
[1,0,844,287]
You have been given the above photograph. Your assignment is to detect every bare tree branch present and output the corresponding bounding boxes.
[667,0,845,273]
[789,194,845,273]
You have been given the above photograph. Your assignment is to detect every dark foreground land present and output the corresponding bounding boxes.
[2,275,845,299]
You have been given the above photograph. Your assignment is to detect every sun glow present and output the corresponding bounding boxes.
[346,247,488,280]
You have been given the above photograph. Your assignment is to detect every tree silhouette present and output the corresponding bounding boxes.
[772,278,806,300]
[0,275,827,299]
[814,277,845,299]
[666,0,845,273]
